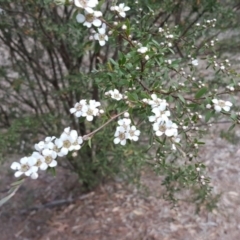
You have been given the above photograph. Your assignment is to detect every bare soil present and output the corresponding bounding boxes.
[1,125,240,240]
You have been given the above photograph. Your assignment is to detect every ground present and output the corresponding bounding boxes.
[1,126,240,240]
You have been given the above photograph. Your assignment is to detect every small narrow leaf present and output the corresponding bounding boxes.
[178,94,185,103]
[195,87,208,99]
[88,138,92,148]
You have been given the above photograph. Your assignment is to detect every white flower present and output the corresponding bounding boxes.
[11,157,38,179]
[44,136,56,148]
[148,94,168,110]
[52,139,65,157]
[114,3,130,18]
[220,65,225,70]
[159,27,164,33]
[70,99,87,118]
[42,149,58,168]
[94,27,108,46]
[107,89,123,101]
[76,10,102,28]
[81,100,101,121]
[74,0,98,12]
[55,129,83,155]
[153,120,178,137]
[34,136,55,152]
[34,141,45,152]
[212,99,232,112]
[126,126,140,141]
[114,127,128,145]
[122,24,127,30]
[206,104,211,109]
[31,151,48,171]
[145,55,150,60]
[191,59,198,66]
[148,108,170,123]
[118,118,131,131]
[137,47,148,54]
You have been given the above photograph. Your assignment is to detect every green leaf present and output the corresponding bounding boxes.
[0,180,23,207]
[205,110,214,122]
[127,92,139,101]
[88,138,92,148]
[195,87,208,99]
[177,94,185,103]
[228,123,236,132]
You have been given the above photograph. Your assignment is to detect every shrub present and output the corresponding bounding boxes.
[0,0,239,206]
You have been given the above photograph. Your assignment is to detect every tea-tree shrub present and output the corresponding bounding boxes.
[0,0,239,205]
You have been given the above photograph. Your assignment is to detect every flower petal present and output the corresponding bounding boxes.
[76,13,85,23]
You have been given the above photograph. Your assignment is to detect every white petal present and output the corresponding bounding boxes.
[225,101,232,107]
[28,157,37,166]
[83,22,91,28]
[132,136,139,141]
[69,108,76,113]
[86,115,94,121]
[94,33,99,40]
[20,157,28,164]
[75,111,82,117]
[119,12,126,18]
[76,13,85,23]
[98,28,105,34]
[135,130,140,136]
[14,171,23,178]
[120,139,126,145]
[40,162,48,171]
[114,138,120,144]
[31,172,38,179]
[212,99,218,104]
[49,160,57,168]
[51,151,57,159]
[55,139,63,148]
[61,148,68,155]
[223,106,230,112]
[94,11,102,17]
[11,162,21,170]
[214,105,221,112]
[155,131,163,137]
[124,6,130,11]
[42,149,50,156]
[93,19,102,27]
[85,7,94,12]
[149,116,156,122]
[31,166,38,173]
[78,137,83,144]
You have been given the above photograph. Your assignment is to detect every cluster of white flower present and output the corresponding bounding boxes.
[74,1,130,46]
[73,0,107,45]
[143,94,180,150]
[137,46,150,60]
[137,46,148,54]
[207,99,233,112]
[105,89,123,101]
[195,19,216,28]
[114,117,140,146]
[212,57,231,71]
[110,3,130,18]
[70,99,102,121]
[11,127,83,179]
